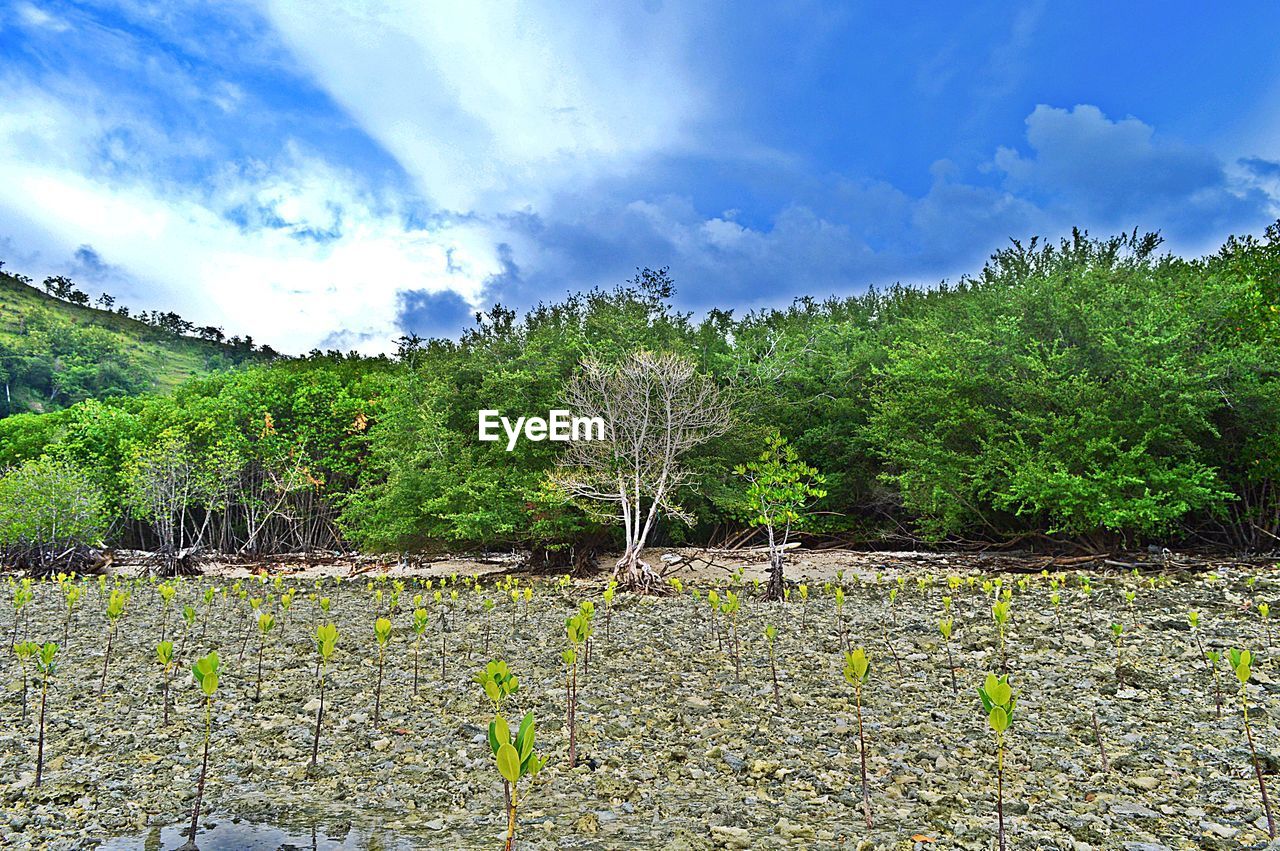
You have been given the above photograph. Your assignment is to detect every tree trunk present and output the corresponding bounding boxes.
[613,545,662,594]
[765,549,785,602]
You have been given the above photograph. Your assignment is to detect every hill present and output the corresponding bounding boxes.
[0,269,269,416]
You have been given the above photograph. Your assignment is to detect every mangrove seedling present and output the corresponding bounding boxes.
[200,587,215,640]
[602,581,616,641]
[475,662,546,851]
[178,604,197,657]
[373,616,391,726]
[475,658,520,712]
[10,579,33,649]
[1189,612,1222,718]
[978,672,1017,851]
[435,589,448,679]
[156,640,175,726]
[1110,622,1124,680]
[721,591,741,680]
[578,600,596,674]
[938,617,957,696]
[565,612,590,768]
[764,624,780,707]
[843,647,873,828]
[254,613,275,703]
[1231,648,1276,839]
[310,624,339,769]
[185,652,220,849]
[157,582,177,641]
[14,640,36,721]
[412,607,429,696]
[99,589,129,697]
[61,582,82,648]
[707,589,721,650]
[834,585,847,652]
[482,597,495,655]
[33,642,57,787]
[991,600,1011,673]
[799,583,809,629]
[1260,603,1272,648]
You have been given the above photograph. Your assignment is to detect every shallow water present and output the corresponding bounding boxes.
[96,815,420,851]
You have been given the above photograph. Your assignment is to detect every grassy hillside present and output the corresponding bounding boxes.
[0,270,267,415]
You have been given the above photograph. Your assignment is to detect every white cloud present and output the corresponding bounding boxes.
[260,0,701,212]
[13,2,70,32]
[0,86,499,354]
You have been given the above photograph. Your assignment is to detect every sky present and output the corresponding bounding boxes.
[1,1,1279,354]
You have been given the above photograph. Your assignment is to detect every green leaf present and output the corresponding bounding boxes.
[988,705,1009,733]
[516,711,535,761]
[496,742,521,784]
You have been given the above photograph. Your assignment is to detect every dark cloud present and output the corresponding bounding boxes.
[395,288,476,339]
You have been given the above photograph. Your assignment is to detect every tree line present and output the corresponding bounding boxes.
[1,224,1279,574]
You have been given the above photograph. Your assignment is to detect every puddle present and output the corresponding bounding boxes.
[96,815,420,851]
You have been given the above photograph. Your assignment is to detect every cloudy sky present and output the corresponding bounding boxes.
[2,1,1279,353]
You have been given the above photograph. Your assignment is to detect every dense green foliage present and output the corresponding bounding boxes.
[0,270,266,416]
[2,224,1280,555]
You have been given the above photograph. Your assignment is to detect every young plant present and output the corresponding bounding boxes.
[156,640,175,726]
[411,607,429,696]
[1110,622,1124,680]
[33,642,57,787]
[843,648,873,828]
[991,600,1011,673]
[254,613,275,703]
[721,591,741,680]
[61,582,82,648]
[578,600,596,674]
[977,673,1017,851]
[764,624,781,707]
[373,616,391,726]
[1230,648,1276,839]
[14,640,36,722]
[1260,603,1272,648]
[602,581,616,641]
[938,617,957,696]
[157,582,177,641]
[564,612,589,768]
[9,578,32,650]
[1186,611,1222,718]
[799,583,809,630]
[436,589,448,678]
[482,597,495,655]
[200,587,216,640]
[834,586,847,652]
[707,589,721,650]
[99,589,129,697]
[476,661,546,851]
[186,652,220,848]
[310,624,339,769]
[10,579,33,649]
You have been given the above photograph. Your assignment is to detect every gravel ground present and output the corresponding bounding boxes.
[3,562,1280,850]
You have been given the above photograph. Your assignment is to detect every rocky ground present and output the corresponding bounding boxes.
[3,556,1280,850]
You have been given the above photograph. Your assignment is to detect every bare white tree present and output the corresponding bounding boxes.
[554,351,730,592]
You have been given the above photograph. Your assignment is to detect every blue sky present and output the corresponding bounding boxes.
[1,1,1278,353]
